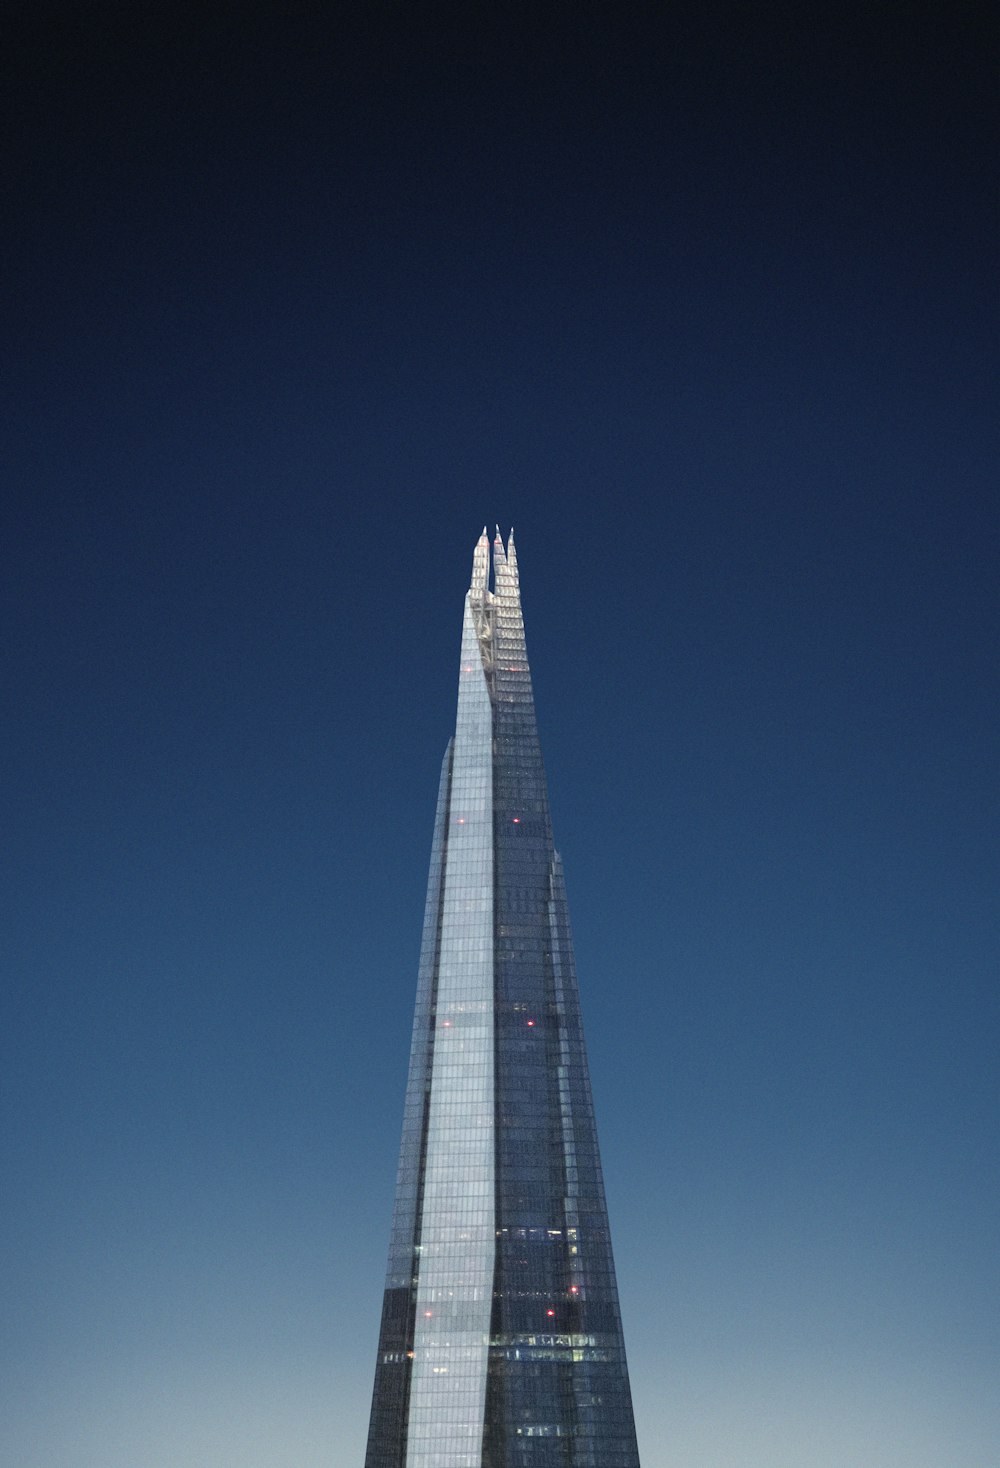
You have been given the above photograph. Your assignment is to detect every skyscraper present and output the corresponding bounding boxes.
[365,530,640,1468]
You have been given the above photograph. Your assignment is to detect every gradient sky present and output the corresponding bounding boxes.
[3,6,997,1466]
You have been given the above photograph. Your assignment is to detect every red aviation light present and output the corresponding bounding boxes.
[545,1309,556,1318]
[512,817,521,824]
[526,1020,536,1027]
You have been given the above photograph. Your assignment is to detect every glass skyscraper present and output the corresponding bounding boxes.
[365,529,640,1468]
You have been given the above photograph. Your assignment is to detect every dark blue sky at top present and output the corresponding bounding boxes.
[2,5,997,1465]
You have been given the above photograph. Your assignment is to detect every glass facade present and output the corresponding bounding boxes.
[365,531,640,1468]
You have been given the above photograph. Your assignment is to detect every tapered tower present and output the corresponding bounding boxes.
[365,530,640,1468]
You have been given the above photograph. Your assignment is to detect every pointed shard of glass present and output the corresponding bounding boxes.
[470,528,490,602]
[364,531,641,1468]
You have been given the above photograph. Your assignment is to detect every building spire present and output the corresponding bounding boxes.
[493,526,521,609]
[493,525,507,583]
[365,530,641,1467]
[505,528,519,586]
[470,526,490,601]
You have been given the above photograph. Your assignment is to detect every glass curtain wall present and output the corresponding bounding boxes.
[365,531,640,1468]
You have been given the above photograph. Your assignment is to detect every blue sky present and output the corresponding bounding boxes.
[3,5,997,1465]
